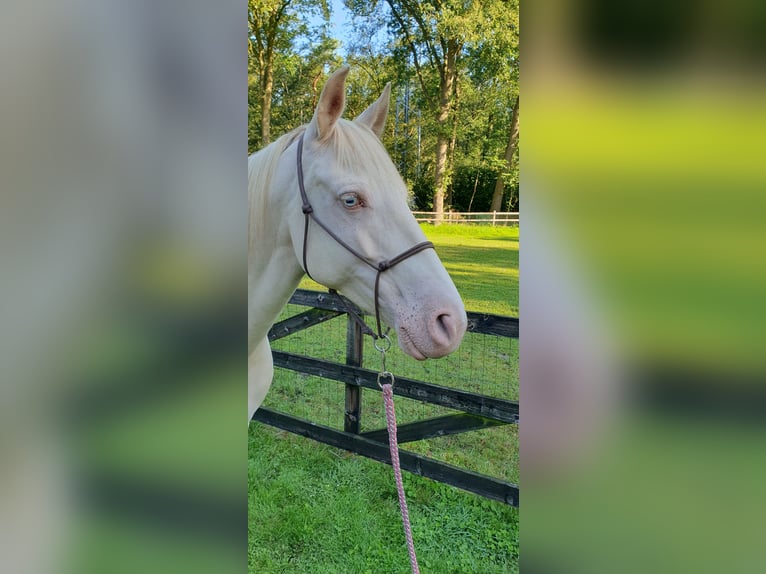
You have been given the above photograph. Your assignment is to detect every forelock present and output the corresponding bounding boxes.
[326,120,407,200]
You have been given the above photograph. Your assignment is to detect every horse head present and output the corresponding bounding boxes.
[273,66,467,359]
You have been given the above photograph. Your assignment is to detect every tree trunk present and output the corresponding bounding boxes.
[434,133,449,224]
[490,96,519,213]
[260,58,273,146]
[433,40,458,225]
[253,0,288,148]
[445,80,459,210]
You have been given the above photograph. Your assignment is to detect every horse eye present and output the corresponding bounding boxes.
[340,193,361,209]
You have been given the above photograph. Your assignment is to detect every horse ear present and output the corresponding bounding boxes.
[355,82,391,139]
[308,66,350,141]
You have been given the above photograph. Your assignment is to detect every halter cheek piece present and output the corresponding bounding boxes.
[295,132,434,340]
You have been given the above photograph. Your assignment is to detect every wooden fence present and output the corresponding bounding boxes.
[252,289,519,506]
[412,211,519,226]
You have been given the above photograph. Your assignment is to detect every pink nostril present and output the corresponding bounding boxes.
[430,313,457,347]
[437,314,452,336]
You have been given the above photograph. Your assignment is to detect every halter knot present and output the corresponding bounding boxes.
[377,260,391,272]
[302,204,313,214]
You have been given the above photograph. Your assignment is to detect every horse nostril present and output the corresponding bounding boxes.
[414,309,466,358]
[437,314,451,335]
[432,313,455,345]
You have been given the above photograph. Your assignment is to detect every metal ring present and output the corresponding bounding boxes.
[373,334,392,353]
[377,371,395,388]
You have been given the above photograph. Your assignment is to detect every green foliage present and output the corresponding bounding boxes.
[411,174,435,210]
[343,0,519,211]
[450,165,499,212]
[249,0,520,213]
[248,0,337,152]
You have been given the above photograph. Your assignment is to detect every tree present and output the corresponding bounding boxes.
[248,0,331,149]
[249,0,291,146]
[490,95,519,212]
[382,0,472,223]
[346,0,518,222]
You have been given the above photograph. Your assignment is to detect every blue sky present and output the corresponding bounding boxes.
[310,0,387,58]
[323,0,353,56]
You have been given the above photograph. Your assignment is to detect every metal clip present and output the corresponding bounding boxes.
[377,370,395,388]
[373,333,392,353]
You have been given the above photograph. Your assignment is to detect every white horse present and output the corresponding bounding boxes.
[248,67,467,421]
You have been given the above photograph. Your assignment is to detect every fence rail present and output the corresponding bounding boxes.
[253,288,519,506]
[412,211,519,226]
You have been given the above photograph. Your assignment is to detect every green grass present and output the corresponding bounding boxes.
[249,223,519,573]
[249,428,518,574]
[418,224,518,316]
[300,224,518,316]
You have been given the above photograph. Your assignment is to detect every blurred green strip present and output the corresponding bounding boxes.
[527,88,766,379]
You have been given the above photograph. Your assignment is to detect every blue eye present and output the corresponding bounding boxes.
[341,193,361,209]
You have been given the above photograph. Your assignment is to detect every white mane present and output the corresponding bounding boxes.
[248,126,305,257]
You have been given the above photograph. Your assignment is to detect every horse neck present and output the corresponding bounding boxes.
[248,144,305,351]
[248,238,304,351]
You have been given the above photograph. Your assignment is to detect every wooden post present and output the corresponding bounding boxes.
[492,211,497,226]
[344,316,363,434]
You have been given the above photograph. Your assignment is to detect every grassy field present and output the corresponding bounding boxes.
[417,224,518,316]
[249,224,519,573]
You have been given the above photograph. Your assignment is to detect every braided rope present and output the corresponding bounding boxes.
[382,383,420,574]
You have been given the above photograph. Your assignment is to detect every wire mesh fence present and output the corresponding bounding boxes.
[263,299,519,484]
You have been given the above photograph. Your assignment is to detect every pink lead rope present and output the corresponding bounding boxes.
[376,334,420,574]
[381,382,420,573]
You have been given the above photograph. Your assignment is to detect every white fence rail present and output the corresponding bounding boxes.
[412,211,519,226]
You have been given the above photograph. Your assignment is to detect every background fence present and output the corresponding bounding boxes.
[412,211,519,226]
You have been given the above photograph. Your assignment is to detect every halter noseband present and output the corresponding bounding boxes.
[296,132,434,340]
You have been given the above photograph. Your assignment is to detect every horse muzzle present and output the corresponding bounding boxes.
[396,305,467,360]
